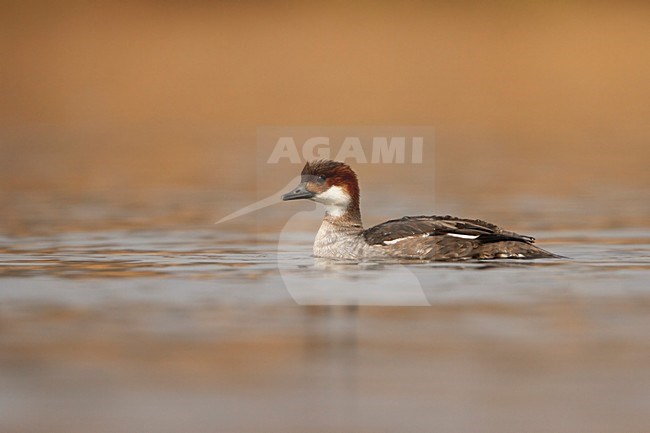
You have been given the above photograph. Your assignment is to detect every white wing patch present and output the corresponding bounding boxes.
[446,233,479,239]
[383,234,429,245]
[383,237,407,245]
[383,233,479,245]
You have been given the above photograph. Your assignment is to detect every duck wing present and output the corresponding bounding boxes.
[363,215,535,246]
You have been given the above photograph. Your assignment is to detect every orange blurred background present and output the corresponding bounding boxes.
[1,1,649,218]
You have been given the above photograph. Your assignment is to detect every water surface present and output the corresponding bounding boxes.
[1,219,649,433]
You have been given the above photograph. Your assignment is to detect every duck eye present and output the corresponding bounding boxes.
[317,176,326,183]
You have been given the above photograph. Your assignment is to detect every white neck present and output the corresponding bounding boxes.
[325,204,347,218]
[312,185,351,218]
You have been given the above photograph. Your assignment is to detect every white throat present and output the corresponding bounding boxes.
[312,185,351,218]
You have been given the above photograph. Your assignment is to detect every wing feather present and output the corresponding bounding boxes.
[363,215,535,246]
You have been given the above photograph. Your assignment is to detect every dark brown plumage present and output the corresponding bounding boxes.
[363,215,560,260]
[363,215,534,245]
[301,160,361,222]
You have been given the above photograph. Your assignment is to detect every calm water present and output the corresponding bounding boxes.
[1,216,650,433]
